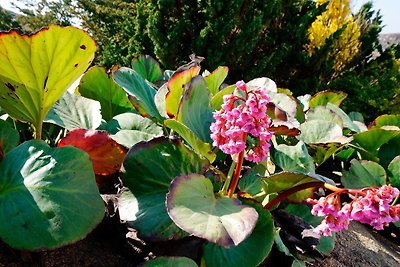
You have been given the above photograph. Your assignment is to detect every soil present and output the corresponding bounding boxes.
[1,207,399,267]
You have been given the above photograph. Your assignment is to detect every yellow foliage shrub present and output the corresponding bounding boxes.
[306,0,361,72]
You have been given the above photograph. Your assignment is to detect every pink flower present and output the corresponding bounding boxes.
[308,185,400,237]
[210,80,273,162]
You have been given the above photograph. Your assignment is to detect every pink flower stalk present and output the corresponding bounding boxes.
[307,185,400,237]
[210,80,273,163]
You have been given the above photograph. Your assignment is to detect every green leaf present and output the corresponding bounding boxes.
[388,156,400,188]
[341,159,387,189]
[306,106,343,128]
[121,137,209,240]
[165,119,216,163]
[352,128,400,156]
[308,91,347,108]
[78,66,133,122]
[297,120,349,144]
[0,119,19,154]
[204,66,228,95]
[371,114,400,128]
[113,67,163,121]
[262,172,334,195]
[167,174,258,247]
[0,26,95,133]
[210,84,236,110]
[378,135,400,168]
[154,84,169,118]
[0,140,104,250]
[141,257,197,267]
[103,113,163,148]
[177,76,214,143]
[166,67,200,117]
[203,202,274,267]
[273,141,315,174]
[44,92,102,130]
[326,103,364,133]
[131,55,163,83]
[247,77,277,92]
[239,165,270,198]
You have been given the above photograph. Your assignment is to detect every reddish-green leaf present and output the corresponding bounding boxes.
[58,129,126,175]
[165,67,200,117]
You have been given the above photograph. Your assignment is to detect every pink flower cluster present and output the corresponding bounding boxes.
[210,80,273,162]
[307,185,400,237]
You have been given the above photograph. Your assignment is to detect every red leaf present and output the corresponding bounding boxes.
[58,129,127,175]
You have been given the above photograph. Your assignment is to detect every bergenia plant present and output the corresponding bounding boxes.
[0,25,399,267]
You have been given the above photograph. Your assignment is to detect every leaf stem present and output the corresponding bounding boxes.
[263,181,324,210]
[221,160,236,195]
[34,121,43,140]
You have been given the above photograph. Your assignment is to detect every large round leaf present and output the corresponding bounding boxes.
[352,128,400,156]
[103,112,164,148]
[0,119,19,155]
[0,140,104,250]
[121,137,209,240]
[297,120,348,144]
[44,92,102,130]
[131,55,163,83]
[167,174,258,247]
[308,91,347,108]
[273,141,315,174]
[164,119,216,163]
[58,129,127,176]
[203,202,274,267]
[78,66,133,121]
[165,67,200,118]
[204,66,228,95]
[140,257,197,267]
[113,67,163,121]
[388,156,400,188]
[262,172,334,195]
[341,159,387,189]
[0,26,96,132]
[177,76,214,143]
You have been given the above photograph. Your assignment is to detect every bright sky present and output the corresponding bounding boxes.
[1,0,399,33]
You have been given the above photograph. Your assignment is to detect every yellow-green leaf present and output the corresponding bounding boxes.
[0,25,96,134]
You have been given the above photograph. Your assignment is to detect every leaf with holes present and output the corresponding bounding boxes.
[78,66,133,121]
[121,137,209,240]
[0,140,104,250]
[58,129,126,175]
[44,92,102,130]
[0,25,95,134]
[167,174,258,247]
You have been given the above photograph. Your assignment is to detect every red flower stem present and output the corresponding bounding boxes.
[263,181,324,210]
[227,134,247,197]
[227,149,245,197]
